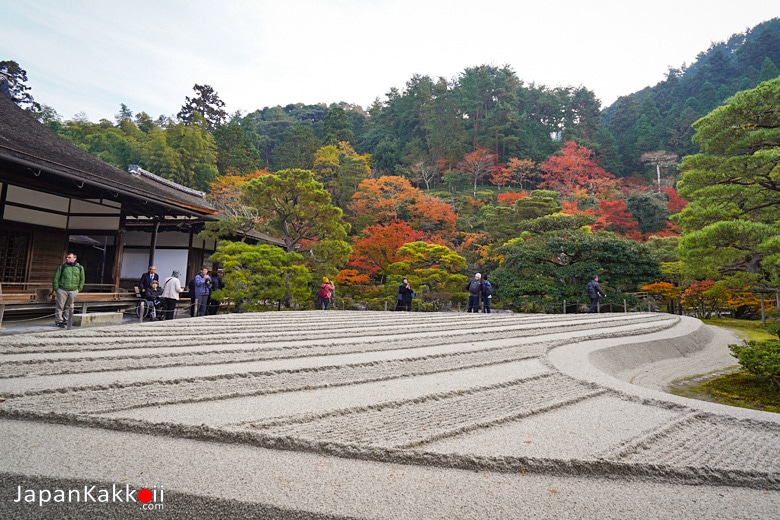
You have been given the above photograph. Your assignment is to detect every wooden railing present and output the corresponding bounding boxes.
[0,282,139,328]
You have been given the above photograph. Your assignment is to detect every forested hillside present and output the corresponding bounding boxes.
[2,17,778,314]
[601,18,780,176]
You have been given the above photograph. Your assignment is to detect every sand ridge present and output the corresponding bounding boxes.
[1,311,778,519]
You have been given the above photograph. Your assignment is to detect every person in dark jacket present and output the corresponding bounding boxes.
[143,280,165,319]
[207,268,225,315]
[586,275,606,313]
[481,275,493,313]
[52,252,85,327]
[466,273,483,313]
[138,265,159,299]
[396,277,413,311]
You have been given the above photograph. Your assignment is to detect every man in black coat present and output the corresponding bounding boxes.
[138,266,159,299]
[586,275,606,313]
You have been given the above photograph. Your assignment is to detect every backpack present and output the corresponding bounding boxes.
[482,281,493,297]
[318,285,331,299]
[468,280,482,295]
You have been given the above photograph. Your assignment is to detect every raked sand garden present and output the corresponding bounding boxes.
[1,311,778,519]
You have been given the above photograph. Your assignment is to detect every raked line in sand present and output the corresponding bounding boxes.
[1,311,779,519]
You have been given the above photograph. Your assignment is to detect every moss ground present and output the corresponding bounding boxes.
[668,318,778,413]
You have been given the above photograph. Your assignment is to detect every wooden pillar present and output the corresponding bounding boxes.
[112,215,126,292]
[148,220,160,267]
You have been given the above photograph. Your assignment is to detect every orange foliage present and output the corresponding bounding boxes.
[336,269,370,285]
[496,191,529,207]
[458,231,493,263]
[409,194,457,240]
[561,199,586,215]
[348,220,425,277]
[499,158,536,189]
[207,170,268,204]
[351,176,457,241]
[489,163,512,189]
[350,176,418,223]
[641,282,681,300]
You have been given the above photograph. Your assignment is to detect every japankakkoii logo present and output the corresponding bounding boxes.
[13,483,164,510]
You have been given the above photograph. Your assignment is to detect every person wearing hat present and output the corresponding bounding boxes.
[144,279,164,319]
[318,277,335,310]
[161,270,184,321]
[208,268,226,315]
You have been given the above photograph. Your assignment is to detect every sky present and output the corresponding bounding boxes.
[2,1,778,122]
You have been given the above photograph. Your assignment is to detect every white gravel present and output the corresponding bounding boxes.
[1,311,778,519]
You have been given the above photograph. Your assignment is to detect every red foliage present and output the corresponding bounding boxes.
[538,141,617,197]
[662,187,688,213]
[496,191,529,207]
[591,199,641,240]
[348,220,425,277]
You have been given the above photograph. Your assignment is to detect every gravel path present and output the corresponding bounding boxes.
[1,311,778,519]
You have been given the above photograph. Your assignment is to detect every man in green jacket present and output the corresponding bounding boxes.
[52,252,85,328]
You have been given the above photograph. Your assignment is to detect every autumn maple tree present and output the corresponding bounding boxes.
[348,220,425,280]
[640,281,681,313]
[457,147,497,196]
[491,158,536,190]
[496,191,529,207]
[350,176,418,226]
[407,193,457,239]
[591,199,641,240]
[538,141,617,198]
[350,176,457,241]
[661,187,686,214]
[680,280,724,319]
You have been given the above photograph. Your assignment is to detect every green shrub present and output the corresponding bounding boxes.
[729,339,780,390]
[767,308,780,338]
[768,323,780,339]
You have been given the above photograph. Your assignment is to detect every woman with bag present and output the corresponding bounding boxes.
[318,277,335,310]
